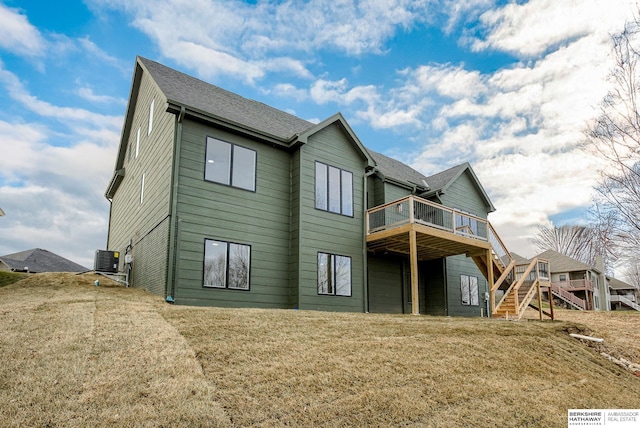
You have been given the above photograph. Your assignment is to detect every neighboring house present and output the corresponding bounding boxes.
[535,249,609,311]
[104,56,549,318]
[608,276,640,311]
[0,248,88,273]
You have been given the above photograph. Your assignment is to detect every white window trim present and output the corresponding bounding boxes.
[135,126,140,158]
[461,274,479,306]
[140,173,145,205]
[148,98,155,136]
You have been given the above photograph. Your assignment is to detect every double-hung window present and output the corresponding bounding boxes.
[205,137,256,191]
[461,274,479,306]
[203,239,251,290]
[318,252,351,296]
[315,162,353,216]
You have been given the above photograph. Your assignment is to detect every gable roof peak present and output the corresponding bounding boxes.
[137,56,315,142]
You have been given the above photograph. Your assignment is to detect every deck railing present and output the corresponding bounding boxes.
[552,279,594,292]
[487,223,511,269]
[610,295,640,311]
[366,195,489,240]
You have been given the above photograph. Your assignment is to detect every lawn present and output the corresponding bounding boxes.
[0,271,28,287]
[1,273,639,427]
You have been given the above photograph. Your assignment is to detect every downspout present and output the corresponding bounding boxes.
[166,106,185,302]
[106,197,113,250]
[363,168,377,313]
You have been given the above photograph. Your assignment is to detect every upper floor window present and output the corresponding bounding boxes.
[148,98,155,136]
[203,239,250,290]
[315,162,353,216]
[205,137,256,191]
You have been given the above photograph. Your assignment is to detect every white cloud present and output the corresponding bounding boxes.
[270,83,308,101]
[466,0,633,57]
[77,87,127,105]
[0,4,46,57]
[87,0,435,82]
[0,61,122,129]
[0,184,108,268]
[0,118,115,268]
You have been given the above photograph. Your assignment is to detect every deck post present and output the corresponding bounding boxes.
[409,227,419,315]
[548,285,555,320]
[537,281,543,320]
[409,196,415,224]
[486,248,494,317]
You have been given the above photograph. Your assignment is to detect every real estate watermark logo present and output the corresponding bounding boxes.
[568,410,639,427]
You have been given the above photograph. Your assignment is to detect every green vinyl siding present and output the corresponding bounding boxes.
[422,258,447,316]
[383,182,412,203]
[107,70,174,295]
[130,216,170,295]
[444,255,488,317]
[172,120,292,308]
[438,170,491,317]
[289,149,301,309]
[296,123,366,312]
[367,254,404,313]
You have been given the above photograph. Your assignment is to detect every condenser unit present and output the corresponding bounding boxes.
[94,250,119,273]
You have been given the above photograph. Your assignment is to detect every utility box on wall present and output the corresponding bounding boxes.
[94,250,119,273]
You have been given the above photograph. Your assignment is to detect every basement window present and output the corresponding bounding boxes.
[205,137,256,191]
[318,252,351,296]
[461,274,479,306]
[203,239,251,290]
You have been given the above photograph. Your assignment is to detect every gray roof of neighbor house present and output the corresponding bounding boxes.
[510,252,531,265]
[607,276,636,291]
[138,57,314,142]
[0,248,88,273]
[536,249,598,274]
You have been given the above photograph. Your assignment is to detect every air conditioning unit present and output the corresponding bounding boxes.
[94,250,119,273]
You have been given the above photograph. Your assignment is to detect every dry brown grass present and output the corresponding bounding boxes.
[0,273,230,427]
[2,273,639,427]
[553,309,640,366]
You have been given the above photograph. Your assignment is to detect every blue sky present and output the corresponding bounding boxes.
[0,0,636,268]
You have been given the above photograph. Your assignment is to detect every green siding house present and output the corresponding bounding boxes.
[105,57,548,318]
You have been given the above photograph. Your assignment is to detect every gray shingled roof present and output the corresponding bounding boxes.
[139,57,314,141]
[423,163,470,192]
[0,248,88,273]
[135,57,492,197]
[368,150,430,187]
[536,249,597,273]
[510,252,531,265]
[607,276,636,290]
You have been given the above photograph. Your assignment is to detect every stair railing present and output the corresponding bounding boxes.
[493,258,540,318]
[487,222,512,270]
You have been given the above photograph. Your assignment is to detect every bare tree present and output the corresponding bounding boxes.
[620,261,640,290]
[532,224,603,266]
[584,16,640,267]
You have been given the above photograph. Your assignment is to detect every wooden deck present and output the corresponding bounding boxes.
[366,196,505,315]
[365,195,552,319]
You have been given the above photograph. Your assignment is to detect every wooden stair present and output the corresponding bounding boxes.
[549,285,586,310]
[490,258,550,320]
